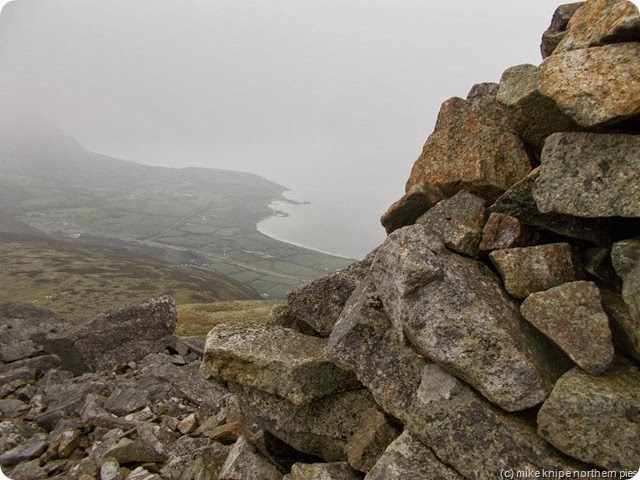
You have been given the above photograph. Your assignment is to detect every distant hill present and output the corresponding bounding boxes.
[0,209,47,237]
[0,116,354,298]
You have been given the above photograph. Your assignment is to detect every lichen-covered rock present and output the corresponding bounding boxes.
[405,97,532,202]
[233,384,377,462]
[369,225,563,412]
[200,324,358,406]
[537,360,640,470]
[217,436,283,480]
[554,0,640,53]
[541,3,586,57]
[600,290,640,360]
[496,64,579,149]
[538,43,640,127]
[489,243,582,299]
[284,462,361,480]
[533,133,640,218]
[479,213,539,252]
[466,82,513,129]
[489,168,611,245]
[364,431,462,480]
[405,364,586,480]
[380,182,447,235]
[343,408,399,473]
[416,191,486,257]
[286,253,374,337]
[44,296,177,374]
[327,280,426,420]
[612,238,640,321]
[521,281,614,374]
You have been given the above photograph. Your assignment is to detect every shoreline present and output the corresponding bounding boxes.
[256,221,357,261]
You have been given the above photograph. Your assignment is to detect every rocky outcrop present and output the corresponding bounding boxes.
[4,4,640,480]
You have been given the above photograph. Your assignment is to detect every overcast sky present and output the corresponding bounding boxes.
[0,0,584,256]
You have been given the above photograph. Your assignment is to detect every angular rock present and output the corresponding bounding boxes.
[0,399,29,419]
[7,459,48,479]
[496,63,579,149]
[405,97,532,202]
[127,466,162,480]
[103,387,149,417]
[344,408,399,473]
[538,43,640,127]
[203,422,257,444]
[45,296,177,374]
[601,290,640,360]
[365,431,462,480]
[489,168,611,245]
[201,324,358,405]
[555,0,640,53]
[286,252,374,337]
[370,225,563,411]
[538,360,640,470]
[541,2,585,57]
[233,385,377,462]
[217,436,282,480]
[583,247,621,289]
[0,355,60,380]
[176,413,197,435]
[612,238,640,320]
[0,434,47,466]
[479,213,539,252]
[99,458,123,480]
[489,243,582,299]
[284,462,360,480]
[405,364,587,480]
[466,82,513,129]
[327,280,426,420]
[521,281,614,374]
[103,437,168,464]
[380,182,446,234]
[416,191,486,257]
[533,133,640,217]
[161,442,231,480]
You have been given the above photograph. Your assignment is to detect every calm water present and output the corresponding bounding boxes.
[257,189,389,260]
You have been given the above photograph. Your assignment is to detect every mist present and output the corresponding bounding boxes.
[0,0,563,257]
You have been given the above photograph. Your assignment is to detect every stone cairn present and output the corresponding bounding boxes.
[1,1,640,479]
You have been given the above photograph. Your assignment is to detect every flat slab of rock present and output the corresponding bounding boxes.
[44,296,177,374]
[489,243,581,299]
[380,182,446,235]
[405,364,587,480]
[416,191,486,257]
[489,168,611,245]
[554,0,640,53]
[521,281,614,374]
[286,253,374,337]
[537,360,640,470]
[533,133,640,218]
[405,97,532,202]
[539,43,640,127]
[365,431,463,480]
[370,225,564,412]
[201,324,358,405]
[284,462,360,480]
[233,384,377,462]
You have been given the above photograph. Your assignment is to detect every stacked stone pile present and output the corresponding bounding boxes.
[198,1,640,479]
[2,1,640,479]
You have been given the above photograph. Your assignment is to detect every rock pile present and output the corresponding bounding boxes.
[2,1,640,479]
[199,1,640,479]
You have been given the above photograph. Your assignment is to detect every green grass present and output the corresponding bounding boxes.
[0,235,259,322]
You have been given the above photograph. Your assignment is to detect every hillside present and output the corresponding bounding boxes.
[0,232,259,321]
[0,118,353,298]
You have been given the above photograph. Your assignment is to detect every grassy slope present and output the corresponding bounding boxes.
[0,233,259,322]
